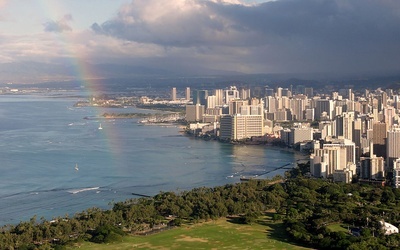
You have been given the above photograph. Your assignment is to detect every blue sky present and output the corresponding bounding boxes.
[0,0,399,83]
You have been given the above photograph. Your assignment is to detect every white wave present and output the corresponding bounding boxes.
[68,187,100,194]
[68,122,86,126]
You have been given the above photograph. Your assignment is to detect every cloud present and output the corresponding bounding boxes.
[2,0,400,83]
[43,14,73,33]
[90,0,400,74]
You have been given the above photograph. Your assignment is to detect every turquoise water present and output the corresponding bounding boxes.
[0,93,296,225]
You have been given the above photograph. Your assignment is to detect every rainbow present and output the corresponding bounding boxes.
[38,0,125,168]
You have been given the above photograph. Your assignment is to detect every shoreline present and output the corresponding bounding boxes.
[184,132,309,161]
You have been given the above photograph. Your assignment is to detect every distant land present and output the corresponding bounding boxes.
[1,58,400,89]
[2,73,400,94]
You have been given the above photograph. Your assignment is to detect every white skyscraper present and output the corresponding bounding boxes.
[387,127,400,170]
[224,86,240,104]
[213,89,224,106]
[393,158,400,188]
[185,87,190,101]
[334,112,355,141]
[171,87,177,101]
[311,147,345,178]
[219,114,263,140]
[265,96,277,113]
[207,95,217,109]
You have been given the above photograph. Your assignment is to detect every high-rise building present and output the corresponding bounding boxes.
[275,109,292,121]
[171,87,177,101]
[219,114,263,140]
[311,146,345,178]
[205,107,223,116]
[185,87,190,101]
[332,92,340,100]
[207,95,217,109]
[333,168,353,183]
[334,112,355,141]
[239,88,251,100]
[185,104,204,122]
[192,90,208,106]
[387,127,400,170]
[280,96,290,109]
[353,118,362,160]
[320,121,333,139]
[265,96,277,113]
[310,154,328,178]
[291,96,307,120]
[224,86,239,104]
[323,138,356,166]
[348,89,354,101]
[276,87,282,98]
[240,104,263,116]
[305,108,314,121]
[290,127,313,145]
[378,91,388,112]
[229,100,248,115]
[373,122,387,159]
[360,156,385,180]
[275,97,282,110]
[384,106,396,129]
[219,115,234,140]
[393,158,400,188]
[213,89,224,106]
[346,100,355,111]
[360,141,385,180]
[315,99,335,120]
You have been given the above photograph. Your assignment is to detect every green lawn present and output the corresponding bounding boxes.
[327,223,351,233]
[68,217,311,250]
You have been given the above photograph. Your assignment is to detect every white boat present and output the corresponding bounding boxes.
[75,164,79,171]
[98,123,103,130]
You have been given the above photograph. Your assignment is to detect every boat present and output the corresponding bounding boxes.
[75,164,79,171]
[98,123,103,130]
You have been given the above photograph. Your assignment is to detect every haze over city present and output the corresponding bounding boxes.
[1,0,399,83]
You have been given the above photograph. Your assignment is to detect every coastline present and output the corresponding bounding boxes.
[263,143,309,162]
[183,131,308,160]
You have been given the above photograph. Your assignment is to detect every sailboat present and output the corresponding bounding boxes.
[75,163,79,171]
[98,123,103,130]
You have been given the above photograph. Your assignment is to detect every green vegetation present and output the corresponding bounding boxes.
[136,103,185,113]
[3,164,400,249]
[102,112,154,118]
[69,217,308,250]
[327,223,351,233]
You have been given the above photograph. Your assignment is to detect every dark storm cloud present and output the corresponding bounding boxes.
[43,14,73,33]
[92,0,400,74]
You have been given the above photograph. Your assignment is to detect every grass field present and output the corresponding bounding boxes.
[327,223,351,233]
[68,217,311,250]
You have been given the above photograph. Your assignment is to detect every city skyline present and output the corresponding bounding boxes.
[1,0,399,83]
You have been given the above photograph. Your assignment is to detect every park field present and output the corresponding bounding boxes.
[68,217,311,250]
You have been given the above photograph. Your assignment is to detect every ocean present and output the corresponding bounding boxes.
[0,93,296,225]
